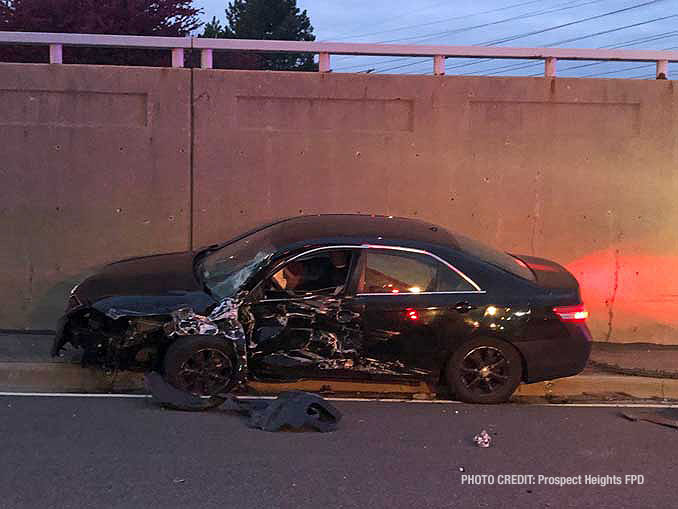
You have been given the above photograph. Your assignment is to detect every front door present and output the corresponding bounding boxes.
[245,247,365,380]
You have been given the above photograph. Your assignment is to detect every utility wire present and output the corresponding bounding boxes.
[379,0,606,44]
[462,16,678,76]
[334,0,598,71]
[579,45,677,76]
[527,32,678,75]
[367,0,666,74]
[328,0,543,42]
[486,0,664,45]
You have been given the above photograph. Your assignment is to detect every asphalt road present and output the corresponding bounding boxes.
[0,396,675,509]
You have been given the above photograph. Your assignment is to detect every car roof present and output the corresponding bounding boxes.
[250,214,460,250]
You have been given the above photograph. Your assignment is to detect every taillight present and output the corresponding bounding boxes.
[553,304,588,323]
[513,256,529,269]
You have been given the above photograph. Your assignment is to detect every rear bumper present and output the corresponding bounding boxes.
[515,324,592,383]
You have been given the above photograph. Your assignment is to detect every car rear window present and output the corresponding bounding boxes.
[453,234,536,282]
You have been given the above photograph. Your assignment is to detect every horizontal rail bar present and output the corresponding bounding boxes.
[0,31,192,49]
[192,38,678,62]
[0,31,676,70]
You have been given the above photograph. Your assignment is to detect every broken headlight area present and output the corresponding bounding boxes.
[53,298,248,382]
[55,308,175,371]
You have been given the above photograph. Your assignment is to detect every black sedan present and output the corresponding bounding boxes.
[53,214,591,405]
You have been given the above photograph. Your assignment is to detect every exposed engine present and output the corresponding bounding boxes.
[58,298,248,376]
[62,309,170,371]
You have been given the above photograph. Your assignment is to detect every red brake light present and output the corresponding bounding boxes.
[406,308,419,321]
[553,304,588,323]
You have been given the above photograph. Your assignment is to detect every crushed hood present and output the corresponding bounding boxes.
[74,251,205,306]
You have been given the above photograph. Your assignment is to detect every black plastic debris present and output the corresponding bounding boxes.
[144,372,342,431]
[620,409,678,430]
[144,371,219,411]
[224,391,342,432]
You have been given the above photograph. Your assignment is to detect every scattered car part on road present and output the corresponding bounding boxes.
[620,409,678,430]
[223,390,342,432]
[144,371,342,431]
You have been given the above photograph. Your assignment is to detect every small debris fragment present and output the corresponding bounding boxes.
[173,478,185,484]
[473,429,492,448]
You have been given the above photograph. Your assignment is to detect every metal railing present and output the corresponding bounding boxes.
[1,31,676,78]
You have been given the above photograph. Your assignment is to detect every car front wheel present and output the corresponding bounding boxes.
[163,335,237,410]
[446,337,523,404]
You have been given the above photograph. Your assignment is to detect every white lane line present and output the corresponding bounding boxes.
[0,391,677,408]
[0,392,151,398]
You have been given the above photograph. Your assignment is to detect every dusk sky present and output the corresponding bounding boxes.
[193,0,677,78]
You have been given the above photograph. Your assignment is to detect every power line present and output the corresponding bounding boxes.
[325,0,453,42]
[328,0,543,42]
[462,16,678,76]
[379,0,605,44]
[367,0,666,74]
[580,45,677,76]
[526,32,678,75]
[333,0,584,70]
[486,0,664,45]
[379,0,666,72]
[334,0,595,71]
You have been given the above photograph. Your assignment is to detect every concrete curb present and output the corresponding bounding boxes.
[2,361,678,401]
[514,374,678,401]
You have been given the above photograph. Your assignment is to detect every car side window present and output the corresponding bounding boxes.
[358,249,475,294]
[265,249,354,297]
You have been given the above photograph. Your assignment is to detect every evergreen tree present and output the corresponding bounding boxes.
[201,0,316,71]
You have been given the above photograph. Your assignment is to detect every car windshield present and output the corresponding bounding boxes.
[453,233,536,281]
[198,225,278,299]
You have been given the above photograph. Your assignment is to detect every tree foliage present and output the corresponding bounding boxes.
[200,0,316,71]
[0,0,203,65]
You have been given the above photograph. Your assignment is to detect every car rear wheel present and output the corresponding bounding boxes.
[163,336,237,410]
[446,337,522,404]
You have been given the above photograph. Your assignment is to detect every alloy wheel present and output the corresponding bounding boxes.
[460,346,511,396]
[177,348,233,396]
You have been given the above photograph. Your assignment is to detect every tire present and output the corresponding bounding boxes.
[162,335,237,410]
[446,337,523,404]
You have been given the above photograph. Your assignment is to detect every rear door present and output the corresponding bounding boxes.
[349,247,487,381]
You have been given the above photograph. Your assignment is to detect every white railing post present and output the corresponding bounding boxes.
[318,52,331,72]
[49,44,62,64]
[656,59,668,79]
[433,55,445,75]
[545,57,557,78]
[201,48,213,69]
[171,47,184,68]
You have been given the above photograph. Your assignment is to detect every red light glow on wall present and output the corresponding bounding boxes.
[566,249,678,327]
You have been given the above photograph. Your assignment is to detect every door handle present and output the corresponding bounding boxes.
[336,310,360,323]
[454,301,474,313]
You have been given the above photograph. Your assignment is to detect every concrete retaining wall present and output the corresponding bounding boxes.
[0,64,192,329]
[2,63,677,343]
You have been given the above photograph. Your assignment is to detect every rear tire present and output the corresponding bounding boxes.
[446,337,522,404]
[162,335,237,410]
